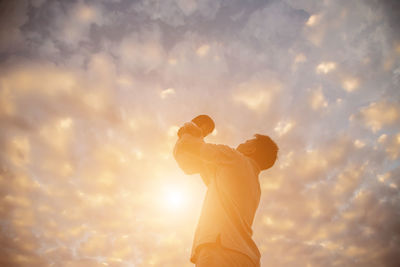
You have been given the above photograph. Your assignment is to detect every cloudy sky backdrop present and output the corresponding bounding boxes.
[1,0,400,266]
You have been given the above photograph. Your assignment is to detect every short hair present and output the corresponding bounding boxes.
[252,134,278,170]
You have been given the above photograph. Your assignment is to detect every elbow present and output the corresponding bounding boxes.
[183,169,198,175]
[174,154,201,175]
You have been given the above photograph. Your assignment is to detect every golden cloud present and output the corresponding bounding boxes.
[358,101,400,132]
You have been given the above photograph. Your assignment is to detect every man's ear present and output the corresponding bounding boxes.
[242,144,257,156]
[248,146,257,155]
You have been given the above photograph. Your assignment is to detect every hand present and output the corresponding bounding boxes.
[177,122,203,138]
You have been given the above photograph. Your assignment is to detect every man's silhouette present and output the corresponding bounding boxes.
[173,119,278,267]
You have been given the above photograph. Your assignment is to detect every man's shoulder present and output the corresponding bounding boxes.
[210,144,246,163]
[212,143,239,155]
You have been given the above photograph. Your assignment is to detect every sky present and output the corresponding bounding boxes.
[0,0,400,266]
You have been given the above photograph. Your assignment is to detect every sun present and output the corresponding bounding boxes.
[163,187,187,211]
[166,190,183,208]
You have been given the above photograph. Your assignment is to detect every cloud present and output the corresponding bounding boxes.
[132,0,185,27]
[195,44,210,57]
[243,1,308,48]
[0,0,29,53]
[309,86,328,110]
[160,88,176,99]
[233,87,273,112]
[232,70,282,112]
[163,33,228,89]
[86,52,117,86]
[283,0,323,14]
[1,62,76,95]
[6,135,31,167]
[49,1,106,47]
[354,101,400,132]
[175,0,198,16]
[274,120,295,137]
[30,0,46,8]
[0,0,400,266]
[305,14,322,27]
[384,133,400,160]
[316,61,337,74]
[116,26,166,73]
[132,0,222,27]
[341,76,360,92]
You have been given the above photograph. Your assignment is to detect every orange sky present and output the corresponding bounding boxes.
[1,0,400,266]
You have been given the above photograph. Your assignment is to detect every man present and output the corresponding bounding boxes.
[173,121,279,267]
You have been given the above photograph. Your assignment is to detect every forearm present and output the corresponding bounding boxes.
[173,133,205,174]
[177,134,204,156]
[174,128,231,172]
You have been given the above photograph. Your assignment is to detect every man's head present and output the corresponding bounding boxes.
[236,134,278,171]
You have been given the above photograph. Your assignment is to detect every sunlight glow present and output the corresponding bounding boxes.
[160,88,176,99]
[316,62,336,74]
[306,14,321,26]
[378,134,387,143]
[396,133,400,144]
[196,44,210,57]
[354,139,365,149]
[78,5,96,22]
[168,58,177,65]
[294,53,307,64]
[58,117,73,129]
[233,88,272,111]
[310,87,328,110]
[274,120,294,136]
[1,1,399,266]
[163,187,187,211]
[168,125,180,137]
[167,191,183,208]
[360,101,400,132]
[378,173,390,183]
[342,77,360,92]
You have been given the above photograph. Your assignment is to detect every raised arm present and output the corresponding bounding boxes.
[174,131,236,175]
[173,133,204,175]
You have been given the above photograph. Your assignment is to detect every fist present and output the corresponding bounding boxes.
[177,122,203,138]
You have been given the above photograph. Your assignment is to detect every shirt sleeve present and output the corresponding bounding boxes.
[173,134,204,174]
[174,133,236,169]
[199,143,237,165]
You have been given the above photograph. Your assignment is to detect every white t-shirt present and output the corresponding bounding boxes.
[174,134,261,266]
